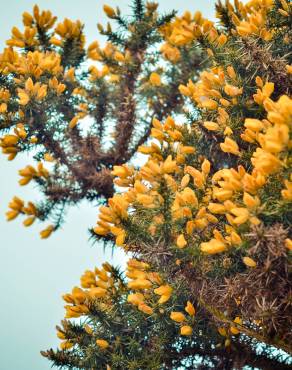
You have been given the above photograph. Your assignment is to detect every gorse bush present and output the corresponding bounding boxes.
[1,0,292,369]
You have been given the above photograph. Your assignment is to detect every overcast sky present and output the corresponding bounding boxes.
[0,1,217,369]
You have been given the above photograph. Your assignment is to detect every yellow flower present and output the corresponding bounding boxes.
[115,229,126,246]
[8,196,24,211]
[229,231,242,246]
[208,203,226,214]
[230,326,240,335]
[138,303,153,315]
[127,259,150,270]
[218,327,227,336]
[286,65,292,74]
[96,339,109,349]
[230,316,242,335]
[158,294,171,304]
[44,153,54,162]
[128,279,152,290]
[203,121,219,131]
[57,330,66,340]
[126,269,146,280]
[224,127,233,136]
[284,238,292,251]
[18,91,30,105]
[89,287,107,298]
[201,99,218,110]
[185,166,205,188]
[50,37,62,46]
[114,51,125,63]
[181,174,190,188]
[1,134,19,147]
[112,165,132,178]
[242,256,257,267]
[180,325,193,335]
[227,66,236,79]
[213,188,233,202]
[230,207,249,225]
[127,293,144,306]
[23,216,36,227]
[6,210,19,221]
[220,137,240,156]
[72,287,87,304]
[244,118,263,131]
[40,225,54,239]
[103,5,116,18]
[69,116,79,129]
[179,84,191,96]
[200,239,227,254]
[84,325,93,335]
[170,311,186,323]
[149,72,161,86]
[154,285,173,296]
[243,192,260,209]
[251,148,282,175]
[60,340,73,350]
[180,187,198,206]
[201,159,211,175]
[176,234,187,248]
[217,34,227,46]
[224,84,242,97]
[234,316,242,325]
[185,301,195,316]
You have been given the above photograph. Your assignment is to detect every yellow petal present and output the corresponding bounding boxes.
[242,256,257,267]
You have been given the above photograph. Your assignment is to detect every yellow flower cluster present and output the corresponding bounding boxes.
[170,301,196,336]
[50,18,85,48]
[3,5,85,61]
[22,6,57,30]
[161,0,284,48]
[6,26,38,49]
[94,194,129,246]
[18,162,49,185]
[57,318,109,352]
[248,95,291,178]
[0,135,20,160]
[87,40,132,84]
[160,10,215,47]
[0,88,10,113]
[6,196,37,226]
[6,194,55,238]
[0,49,63,81]
[234,0,277,41]
[160,43,181,63]
[217,316,243,346]
[180,66,242,154]
[58,257,198,349]
[17,77,47,105]
[159,0,291,69]
[126,258,174,315]
[0,50,80,159]
[62,262,115,319]
[6,6,57,48]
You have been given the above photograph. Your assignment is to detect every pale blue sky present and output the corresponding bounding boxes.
[0,1,216,369]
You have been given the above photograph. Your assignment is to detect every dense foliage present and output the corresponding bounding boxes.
[1,0,292,369]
